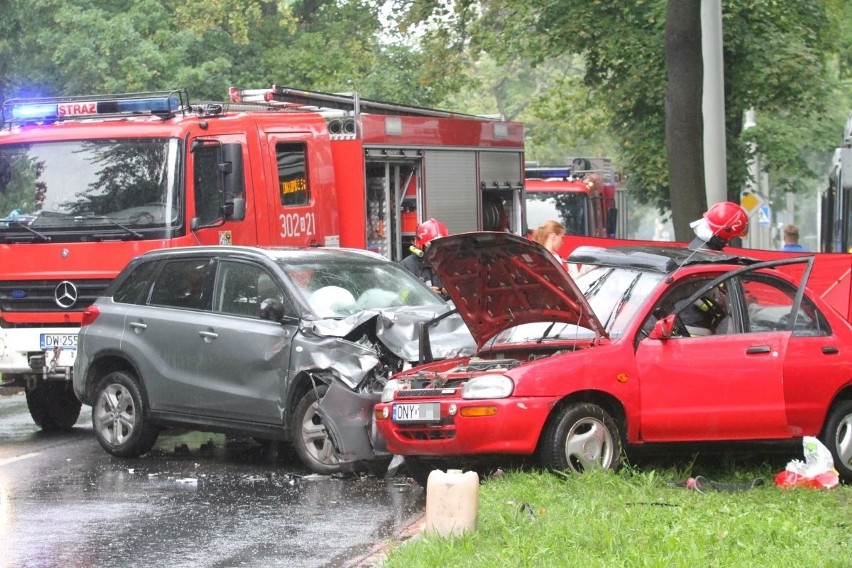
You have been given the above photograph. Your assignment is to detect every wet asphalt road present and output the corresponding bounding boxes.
[0,391,425,568]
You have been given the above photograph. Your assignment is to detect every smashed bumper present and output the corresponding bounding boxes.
[374,396,555,457]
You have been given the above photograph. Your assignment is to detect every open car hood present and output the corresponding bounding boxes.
[426,232,607,349]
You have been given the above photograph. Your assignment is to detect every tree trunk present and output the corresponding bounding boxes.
[665,0,705,241]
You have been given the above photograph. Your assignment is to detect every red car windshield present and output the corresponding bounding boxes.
[486,265,664,346]
[577,266,664,337]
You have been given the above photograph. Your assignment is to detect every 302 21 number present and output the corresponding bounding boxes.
[279,212,316,239]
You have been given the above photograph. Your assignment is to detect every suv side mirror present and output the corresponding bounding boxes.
[648,314,675,340]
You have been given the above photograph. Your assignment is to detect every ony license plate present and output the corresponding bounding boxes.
[40,333,78,350]
[392,402,440,423]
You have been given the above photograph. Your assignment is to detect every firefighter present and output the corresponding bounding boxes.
[401,218,449,298]
[688,201,749,251]
[675,285,728,337]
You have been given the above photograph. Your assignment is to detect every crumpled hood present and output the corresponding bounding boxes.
[306,303,475,363]
[426,232,607,349]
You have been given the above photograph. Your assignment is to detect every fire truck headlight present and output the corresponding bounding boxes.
[461,375,514,399]
[381,379,402,403]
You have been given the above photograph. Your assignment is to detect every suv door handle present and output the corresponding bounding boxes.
[822,346,839,355]
[745,345,771,354]
[129,321,147,332]
[198,330,218,341]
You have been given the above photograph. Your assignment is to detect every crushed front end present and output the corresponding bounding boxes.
[374,355,556,458]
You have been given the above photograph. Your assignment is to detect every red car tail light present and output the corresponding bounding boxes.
[80,305,100,327]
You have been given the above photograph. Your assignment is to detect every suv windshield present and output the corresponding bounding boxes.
[279,258,444,318]
[0,139,182,238]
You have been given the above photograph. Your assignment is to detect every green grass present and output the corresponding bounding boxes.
[382,457,852,568]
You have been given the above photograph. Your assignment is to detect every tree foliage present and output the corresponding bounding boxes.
[0,0,462,106]
[2,0,852,239]
[391,0,851,237]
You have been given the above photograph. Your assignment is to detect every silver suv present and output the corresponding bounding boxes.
[72,245,465,474]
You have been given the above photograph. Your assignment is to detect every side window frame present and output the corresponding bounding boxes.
[149,257,217,311]
[214,259,295,319]
[277,142,310,206]
[658,256,821,339]
[112,259,159,305]
[192,141,225,227]
[639,274,733,340]
[740,272,831,337]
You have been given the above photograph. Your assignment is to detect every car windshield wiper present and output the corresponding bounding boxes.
[7,220,51,242]
[603,273,641,330]
[82,215,144,239]
[582,268,612,300]
[537,322,557,343]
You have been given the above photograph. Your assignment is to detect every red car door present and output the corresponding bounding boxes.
[635,330,789,441]
[634,270,805,442]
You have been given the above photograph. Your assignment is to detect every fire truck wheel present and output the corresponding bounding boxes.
[25,381,82,431]
[292,385,342,475]
[91,371,159,458]
[538,402,622,474]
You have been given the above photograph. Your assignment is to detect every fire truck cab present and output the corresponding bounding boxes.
[525,157,617,249]
[0,86,525,430]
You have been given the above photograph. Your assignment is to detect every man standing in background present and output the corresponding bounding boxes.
[780,224,809,252]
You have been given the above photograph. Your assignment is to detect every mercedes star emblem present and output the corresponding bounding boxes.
[54,281,78,309]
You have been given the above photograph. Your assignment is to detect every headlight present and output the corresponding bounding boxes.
[461,374,514,399]
[381,379,402,403]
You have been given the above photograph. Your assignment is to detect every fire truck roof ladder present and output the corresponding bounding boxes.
[2,88,189,127]
[228,85,487,120]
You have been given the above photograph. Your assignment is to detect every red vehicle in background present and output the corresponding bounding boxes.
[0,86,525,430]
[525,157,618,249]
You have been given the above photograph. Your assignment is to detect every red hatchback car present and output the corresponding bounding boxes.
[374,232,852,483]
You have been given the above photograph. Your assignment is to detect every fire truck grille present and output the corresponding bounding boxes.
[0,279,112,312]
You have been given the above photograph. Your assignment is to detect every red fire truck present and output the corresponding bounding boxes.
[525,157,618,252]
[0,85,525,430]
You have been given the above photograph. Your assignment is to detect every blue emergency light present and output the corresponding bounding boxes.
[526,167,572,179]
[2,90,187,126]
[8,103,58,121]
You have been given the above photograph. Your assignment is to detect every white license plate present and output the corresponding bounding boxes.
[39,333,78,350]
[392,402,440,423]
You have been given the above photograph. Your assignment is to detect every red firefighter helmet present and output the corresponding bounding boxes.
[703,201,748,241]
[413,218,449,249]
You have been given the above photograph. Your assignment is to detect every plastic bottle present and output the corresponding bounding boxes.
[425,469,479,537]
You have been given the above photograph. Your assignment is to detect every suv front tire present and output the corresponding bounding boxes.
[92,371,159,457]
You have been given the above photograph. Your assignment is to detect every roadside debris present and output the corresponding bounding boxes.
[774,436,840,489]
[677,476,765,493]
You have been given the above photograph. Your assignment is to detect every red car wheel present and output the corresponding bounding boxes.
[539,403,622,473]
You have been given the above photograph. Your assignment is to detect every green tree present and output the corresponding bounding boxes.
[393,0,849,239]
[664,0,704,238]
[0,0,462,107]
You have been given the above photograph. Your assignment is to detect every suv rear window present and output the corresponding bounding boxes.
[113,260,159,304]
